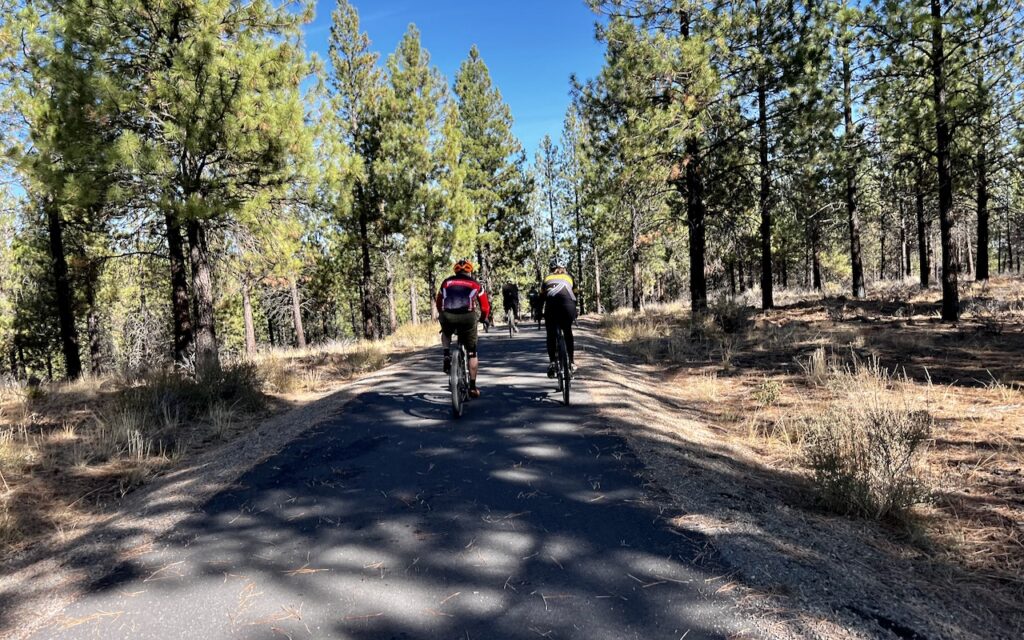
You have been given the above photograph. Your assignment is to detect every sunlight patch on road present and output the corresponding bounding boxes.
[512,444,567,460]
[490,467,543,484]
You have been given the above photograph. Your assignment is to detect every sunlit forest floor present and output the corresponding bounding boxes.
[0,323,438,557]
[598,276,1024,636]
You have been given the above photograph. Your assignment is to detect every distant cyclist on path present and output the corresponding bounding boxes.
[541,259,578,379]
[502,282,521,327]
[436,260,491,398]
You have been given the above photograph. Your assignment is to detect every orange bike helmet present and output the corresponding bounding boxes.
[454,259,474,274]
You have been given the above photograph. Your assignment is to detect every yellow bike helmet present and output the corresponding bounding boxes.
[454,259,474,274]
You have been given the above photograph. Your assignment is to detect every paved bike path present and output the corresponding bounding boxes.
[35,326,741,639]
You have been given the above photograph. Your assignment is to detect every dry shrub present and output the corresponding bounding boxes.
[258,355,301,394]
[798,346,830,386]
[0,426,33,472]
[710,297,752,334]
[0,501,18,548]
[207,402,236,441]
[752,378,783,407]
[801,363,933,521]
[92,405,153,463]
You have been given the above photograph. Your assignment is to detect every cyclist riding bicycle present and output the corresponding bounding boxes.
[501,283,521,320]
[528,286,542,323]
[436,260,491,398]
[541,259,578,379]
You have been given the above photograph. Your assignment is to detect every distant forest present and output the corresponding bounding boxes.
[1,0,1021,379]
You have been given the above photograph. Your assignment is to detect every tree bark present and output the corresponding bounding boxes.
[574,196,586,314]
[45,198,82,379]
[358,203,375,340]
[964,232,974,276]
[843,45,866,298]
[630,203,642,311]
[426,245,438,321]
[880,209,887,281]
[685,146,708,314]
[593,249,603,313]
[900,197,912,277]
[166,210,193,365]
[915,174,930,288]
[757,80,773,309]
[242,281,257,357]
[385,253,398,334]
[187,219,220,373]
[931,0,959,321]
[976,146,989,281]
[410,279,419,325]
[289,277,306,349]
[85,271,103,375]
[1003,204,1011,272]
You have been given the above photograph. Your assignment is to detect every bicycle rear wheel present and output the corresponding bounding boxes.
[450,342,463,417]
[558,330,570,405]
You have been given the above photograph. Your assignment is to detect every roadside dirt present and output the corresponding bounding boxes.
[0,357,423,640]
[579,318,1022,640]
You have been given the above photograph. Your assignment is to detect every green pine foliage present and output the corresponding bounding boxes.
[0,0,1022,380]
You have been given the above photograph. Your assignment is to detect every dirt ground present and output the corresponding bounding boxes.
[0,324,437,561]
[586,277,1024,639]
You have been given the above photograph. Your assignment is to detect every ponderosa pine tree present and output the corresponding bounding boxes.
[720,0,819,309]
[453,45,529,291]
[328,0,391,339]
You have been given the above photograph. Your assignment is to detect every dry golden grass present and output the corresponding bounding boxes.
[252,322,437,394]
[601,276,1024,591]
[0,322,437,555]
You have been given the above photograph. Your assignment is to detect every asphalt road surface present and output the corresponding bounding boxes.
[35,323,740,640]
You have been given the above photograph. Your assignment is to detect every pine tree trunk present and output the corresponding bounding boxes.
[268,315,276,348]
[574,197,586,314]
[426,246,438,321]
[880,211,887,281]
[359,204,375,340]
[843,47,866,298]
[166,211,193,366]
[45,198,82,379]
[1003,206,1011,272]
[630,204,642,311]
[965,233,974,276]
[85,273,103,375]
[289,277,306,349]
[900,198,911,277]
[593,249,603,313]
[410,280,419,325]
[931,0,959,321]
[187,219,220,373]
[757,80,774,309]
[685,147,708,314]
[242,281,257,357]
[915,176,930,288]
[976,147,989,281]
[385,253,398,334]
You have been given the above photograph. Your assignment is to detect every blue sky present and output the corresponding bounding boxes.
[303,0,606,156]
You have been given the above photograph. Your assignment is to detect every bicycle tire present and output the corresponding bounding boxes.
[558,330,571,405]
[450,342,463,417]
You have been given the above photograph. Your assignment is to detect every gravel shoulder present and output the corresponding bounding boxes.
[578,318,1022,640]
